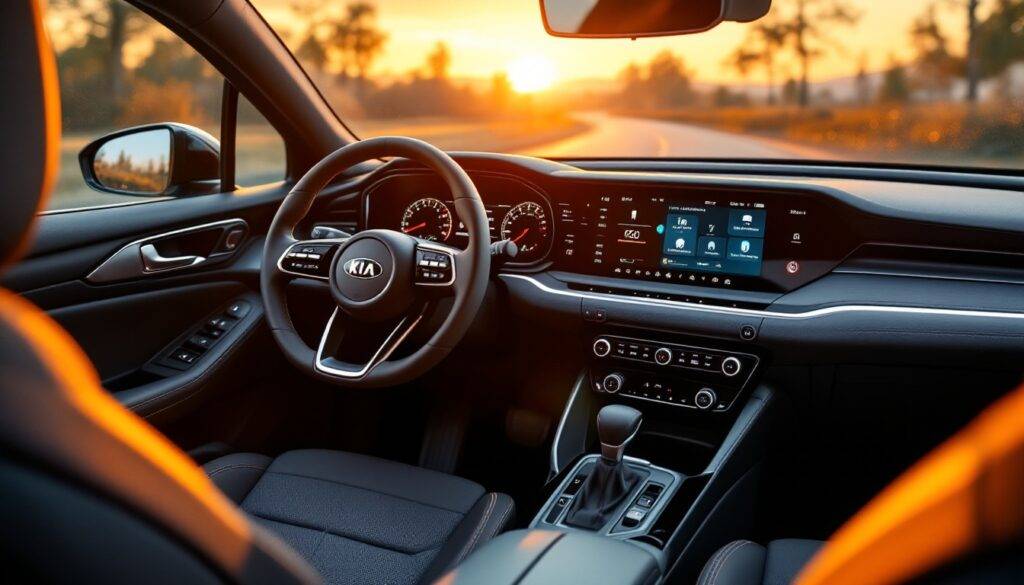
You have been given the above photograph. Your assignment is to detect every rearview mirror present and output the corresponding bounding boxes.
[79,123,221,197]
[539,0,771,38]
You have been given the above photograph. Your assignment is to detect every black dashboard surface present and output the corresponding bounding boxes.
[351,153,1024,368]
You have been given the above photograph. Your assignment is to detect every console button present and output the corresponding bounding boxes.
[187,335,214,351]
[603,373,624,394]
[622,507,647,528]
[654,347,672,365]
[740,325,757,341]
[695,388,717,410]
[592,338,612,357]
[721,357,742,377]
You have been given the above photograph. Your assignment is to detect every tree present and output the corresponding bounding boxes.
[879,57,911,103]
[975,0,1024,80]
[48,0,153,111]
[910,4,963,100]
[425,42,451,80]
[775,0,861,107]
[855,53,872,105]
[645,51,694,108]
[726,17,788,104]
[344,2,387,82]
[290,1,388,83]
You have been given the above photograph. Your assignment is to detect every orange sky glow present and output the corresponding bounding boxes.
[253,0,975,89]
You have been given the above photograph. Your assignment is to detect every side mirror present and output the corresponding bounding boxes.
[79,123,221,197]
[539,0,771,38]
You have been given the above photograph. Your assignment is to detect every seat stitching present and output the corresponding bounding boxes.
[207,463,267,478]
[699,540,742,585]
[710,541,755,585]
[262,469,471,514]
[249,511,445,556]
[702,541,740,585]
[488,497,513,539]
[450,493,496,566]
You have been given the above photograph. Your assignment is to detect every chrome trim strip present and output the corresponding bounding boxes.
[276,238,349,281]
[500,274,1024,320]
[314,306,426,379]
[40,196,175,215]
[550,372,587,475]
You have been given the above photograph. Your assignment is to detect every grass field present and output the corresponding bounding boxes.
[616,102,1024,168]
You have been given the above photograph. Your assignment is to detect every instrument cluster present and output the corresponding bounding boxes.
[363,171,554,265]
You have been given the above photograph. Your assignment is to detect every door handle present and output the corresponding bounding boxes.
[140,244,205,272]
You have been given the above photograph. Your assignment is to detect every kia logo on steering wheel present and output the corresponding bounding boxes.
[342,258,382,279]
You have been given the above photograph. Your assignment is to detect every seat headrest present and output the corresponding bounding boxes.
[0,1,60,271]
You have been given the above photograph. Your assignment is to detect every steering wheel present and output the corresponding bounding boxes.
[260,136,490,387]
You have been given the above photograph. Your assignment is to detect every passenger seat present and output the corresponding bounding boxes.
[696,539,823,585]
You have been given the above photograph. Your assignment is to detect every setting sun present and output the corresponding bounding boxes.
[506,56,558,94]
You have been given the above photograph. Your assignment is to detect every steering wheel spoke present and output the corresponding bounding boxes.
[277,238,348,281]
[315,304,428,379]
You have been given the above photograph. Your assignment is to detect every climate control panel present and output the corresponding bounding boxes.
[590,335,759,412]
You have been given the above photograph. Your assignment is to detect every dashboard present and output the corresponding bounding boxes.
[363,168,858,293]
[350,152,1024,374]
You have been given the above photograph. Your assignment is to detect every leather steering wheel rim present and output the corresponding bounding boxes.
[260,136,490,387]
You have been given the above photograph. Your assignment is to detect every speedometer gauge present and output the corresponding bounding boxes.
[401,197,453,242]
[500,201,549,257]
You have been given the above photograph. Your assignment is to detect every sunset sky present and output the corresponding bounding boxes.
[253,0,974,88]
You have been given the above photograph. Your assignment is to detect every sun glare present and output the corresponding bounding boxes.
[506,56,557,94]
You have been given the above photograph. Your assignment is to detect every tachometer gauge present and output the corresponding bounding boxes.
[401,197,453,242]
[500,201,549,257]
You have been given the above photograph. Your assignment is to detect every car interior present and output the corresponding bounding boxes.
[2,0,1023,583]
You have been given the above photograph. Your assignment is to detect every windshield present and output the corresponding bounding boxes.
[254,0,1024,169]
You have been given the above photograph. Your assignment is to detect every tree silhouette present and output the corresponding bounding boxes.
[726,17,788,105]
[910,4,962,100]
[879,56,911,103]
[426,42,451,80]
[774,0,861,107]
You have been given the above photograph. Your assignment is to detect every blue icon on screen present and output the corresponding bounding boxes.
[656,224,664,234]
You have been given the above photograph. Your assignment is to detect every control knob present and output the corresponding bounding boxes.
[654,347,673,366]
[694,388,717,410]
[603,373,625,394]
[721,356,742,377]
[593,338,612,358]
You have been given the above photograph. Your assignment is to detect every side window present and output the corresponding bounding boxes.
[43,1,286,213]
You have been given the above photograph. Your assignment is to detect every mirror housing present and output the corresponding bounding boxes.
[539,0,771,38]
[79,123,221,198]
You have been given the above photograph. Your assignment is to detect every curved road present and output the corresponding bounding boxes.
[521,112,838,160]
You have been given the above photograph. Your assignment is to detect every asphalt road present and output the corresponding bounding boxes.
[521,112,837,160]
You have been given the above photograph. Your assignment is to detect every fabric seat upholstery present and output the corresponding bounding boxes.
[697,539,823,585]
[205,449,515,585]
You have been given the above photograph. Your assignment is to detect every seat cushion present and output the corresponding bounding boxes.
[204,449,514,585]
[697,539,823,585]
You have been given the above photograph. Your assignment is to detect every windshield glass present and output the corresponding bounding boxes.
[254,0,1024,169]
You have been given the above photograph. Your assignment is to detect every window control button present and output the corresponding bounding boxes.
[171,349,199,364]
[187,335,214,351]
[206,317,230,331]
[225,301,251,319]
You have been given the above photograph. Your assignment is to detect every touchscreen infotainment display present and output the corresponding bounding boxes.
[557,190,776,288]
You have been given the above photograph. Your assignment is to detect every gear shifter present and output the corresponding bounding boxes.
[564,404,645,530]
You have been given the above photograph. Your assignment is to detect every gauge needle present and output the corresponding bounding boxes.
[511,228,530,244]
[403,222,427,234]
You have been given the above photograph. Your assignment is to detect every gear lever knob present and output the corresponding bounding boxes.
[597,404,643,464]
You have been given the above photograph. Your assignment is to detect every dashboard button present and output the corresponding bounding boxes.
[721,357,742,377]
[740,325,757,341]
[695,388,717,410]
[603,373,624,394]
[593,338,612,358]
[654,347,672,365]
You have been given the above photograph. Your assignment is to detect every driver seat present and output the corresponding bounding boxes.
[0,2,512,583]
